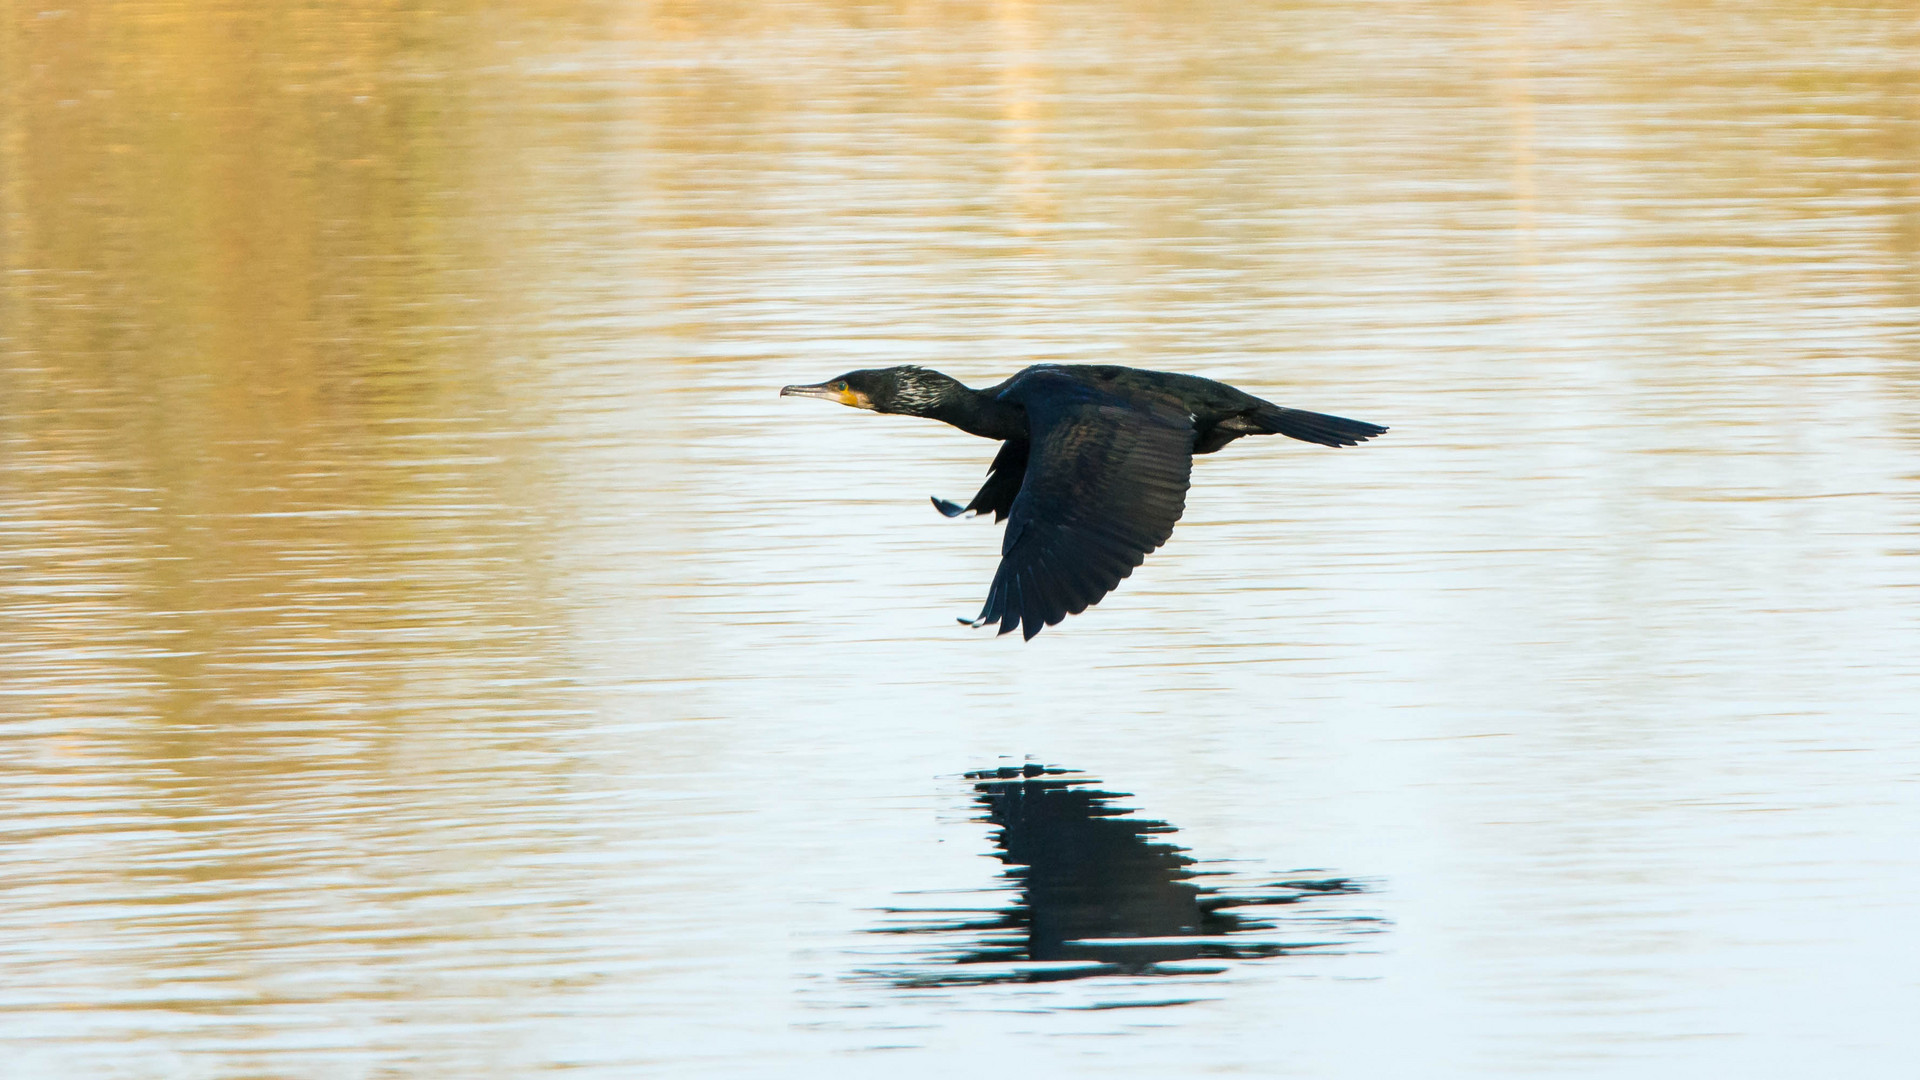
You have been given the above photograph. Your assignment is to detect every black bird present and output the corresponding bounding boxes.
[780,364,1386,639]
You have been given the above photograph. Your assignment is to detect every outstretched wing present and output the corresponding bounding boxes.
[932,439,1029,521]
[969,374,1196,639]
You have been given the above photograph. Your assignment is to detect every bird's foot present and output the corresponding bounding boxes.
[931,496,969,518]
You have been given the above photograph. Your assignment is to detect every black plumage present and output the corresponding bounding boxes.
[780,363,1386,639]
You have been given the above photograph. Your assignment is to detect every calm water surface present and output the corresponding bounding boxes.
[2,2,1918,1076]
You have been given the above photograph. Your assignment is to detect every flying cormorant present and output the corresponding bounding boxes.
[780,364,1386,639]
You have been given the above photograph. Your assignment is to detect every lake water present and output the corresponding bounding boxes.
[2,2,1917,1076]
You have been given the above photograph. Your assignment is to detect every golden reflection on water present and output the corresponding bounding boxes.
[3,1,552,725]
[1,7,599,1054]
[1,1,1918,1074]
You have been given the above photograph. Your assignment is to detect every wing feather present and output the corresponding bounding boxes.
[936,439,1029,520]
[969,370,1197,639]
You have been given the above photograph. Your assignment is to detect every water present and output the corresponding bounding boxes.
[2,1,1917,1075]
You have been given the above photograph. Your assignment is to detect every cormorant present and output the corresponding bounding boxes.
[780,364,1386,639]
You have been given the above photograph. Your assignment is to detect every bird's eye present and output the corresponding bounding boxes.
[834,382,848,391]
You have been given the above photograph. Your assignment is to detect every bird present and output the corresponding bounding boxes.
[780,364,1386,639]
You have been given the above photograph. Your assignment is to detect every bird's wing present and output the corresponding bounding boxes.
[933,439,1029,521]
[969,373,1196,639]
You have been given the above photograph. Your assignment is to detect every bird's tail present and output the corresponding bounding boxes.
[1252,406,1388,448]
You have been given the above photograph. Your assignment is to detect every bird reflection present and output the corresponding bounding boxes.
[869,764,1379,987]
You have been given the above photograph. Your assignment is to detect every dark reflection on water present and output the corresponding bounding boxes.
[868,765,1382,989]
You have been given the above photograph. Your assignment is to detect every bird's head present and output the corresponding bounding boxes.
[779,366,960,415]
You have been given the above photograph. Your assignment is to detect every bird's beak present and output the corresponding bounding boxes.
[779,382,874,410]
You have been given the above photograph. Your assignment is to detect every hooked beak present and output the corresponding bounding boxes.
[779,382,874,409]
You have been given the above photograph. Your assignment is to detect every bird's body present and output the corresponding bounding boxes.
[781,364,1386,639]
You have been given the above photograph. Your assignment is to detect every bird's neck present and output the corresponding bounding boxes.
[916,382,1026,441]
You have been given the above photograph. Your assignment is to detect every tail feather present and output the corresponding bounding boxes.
[1258,406,1388,448]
